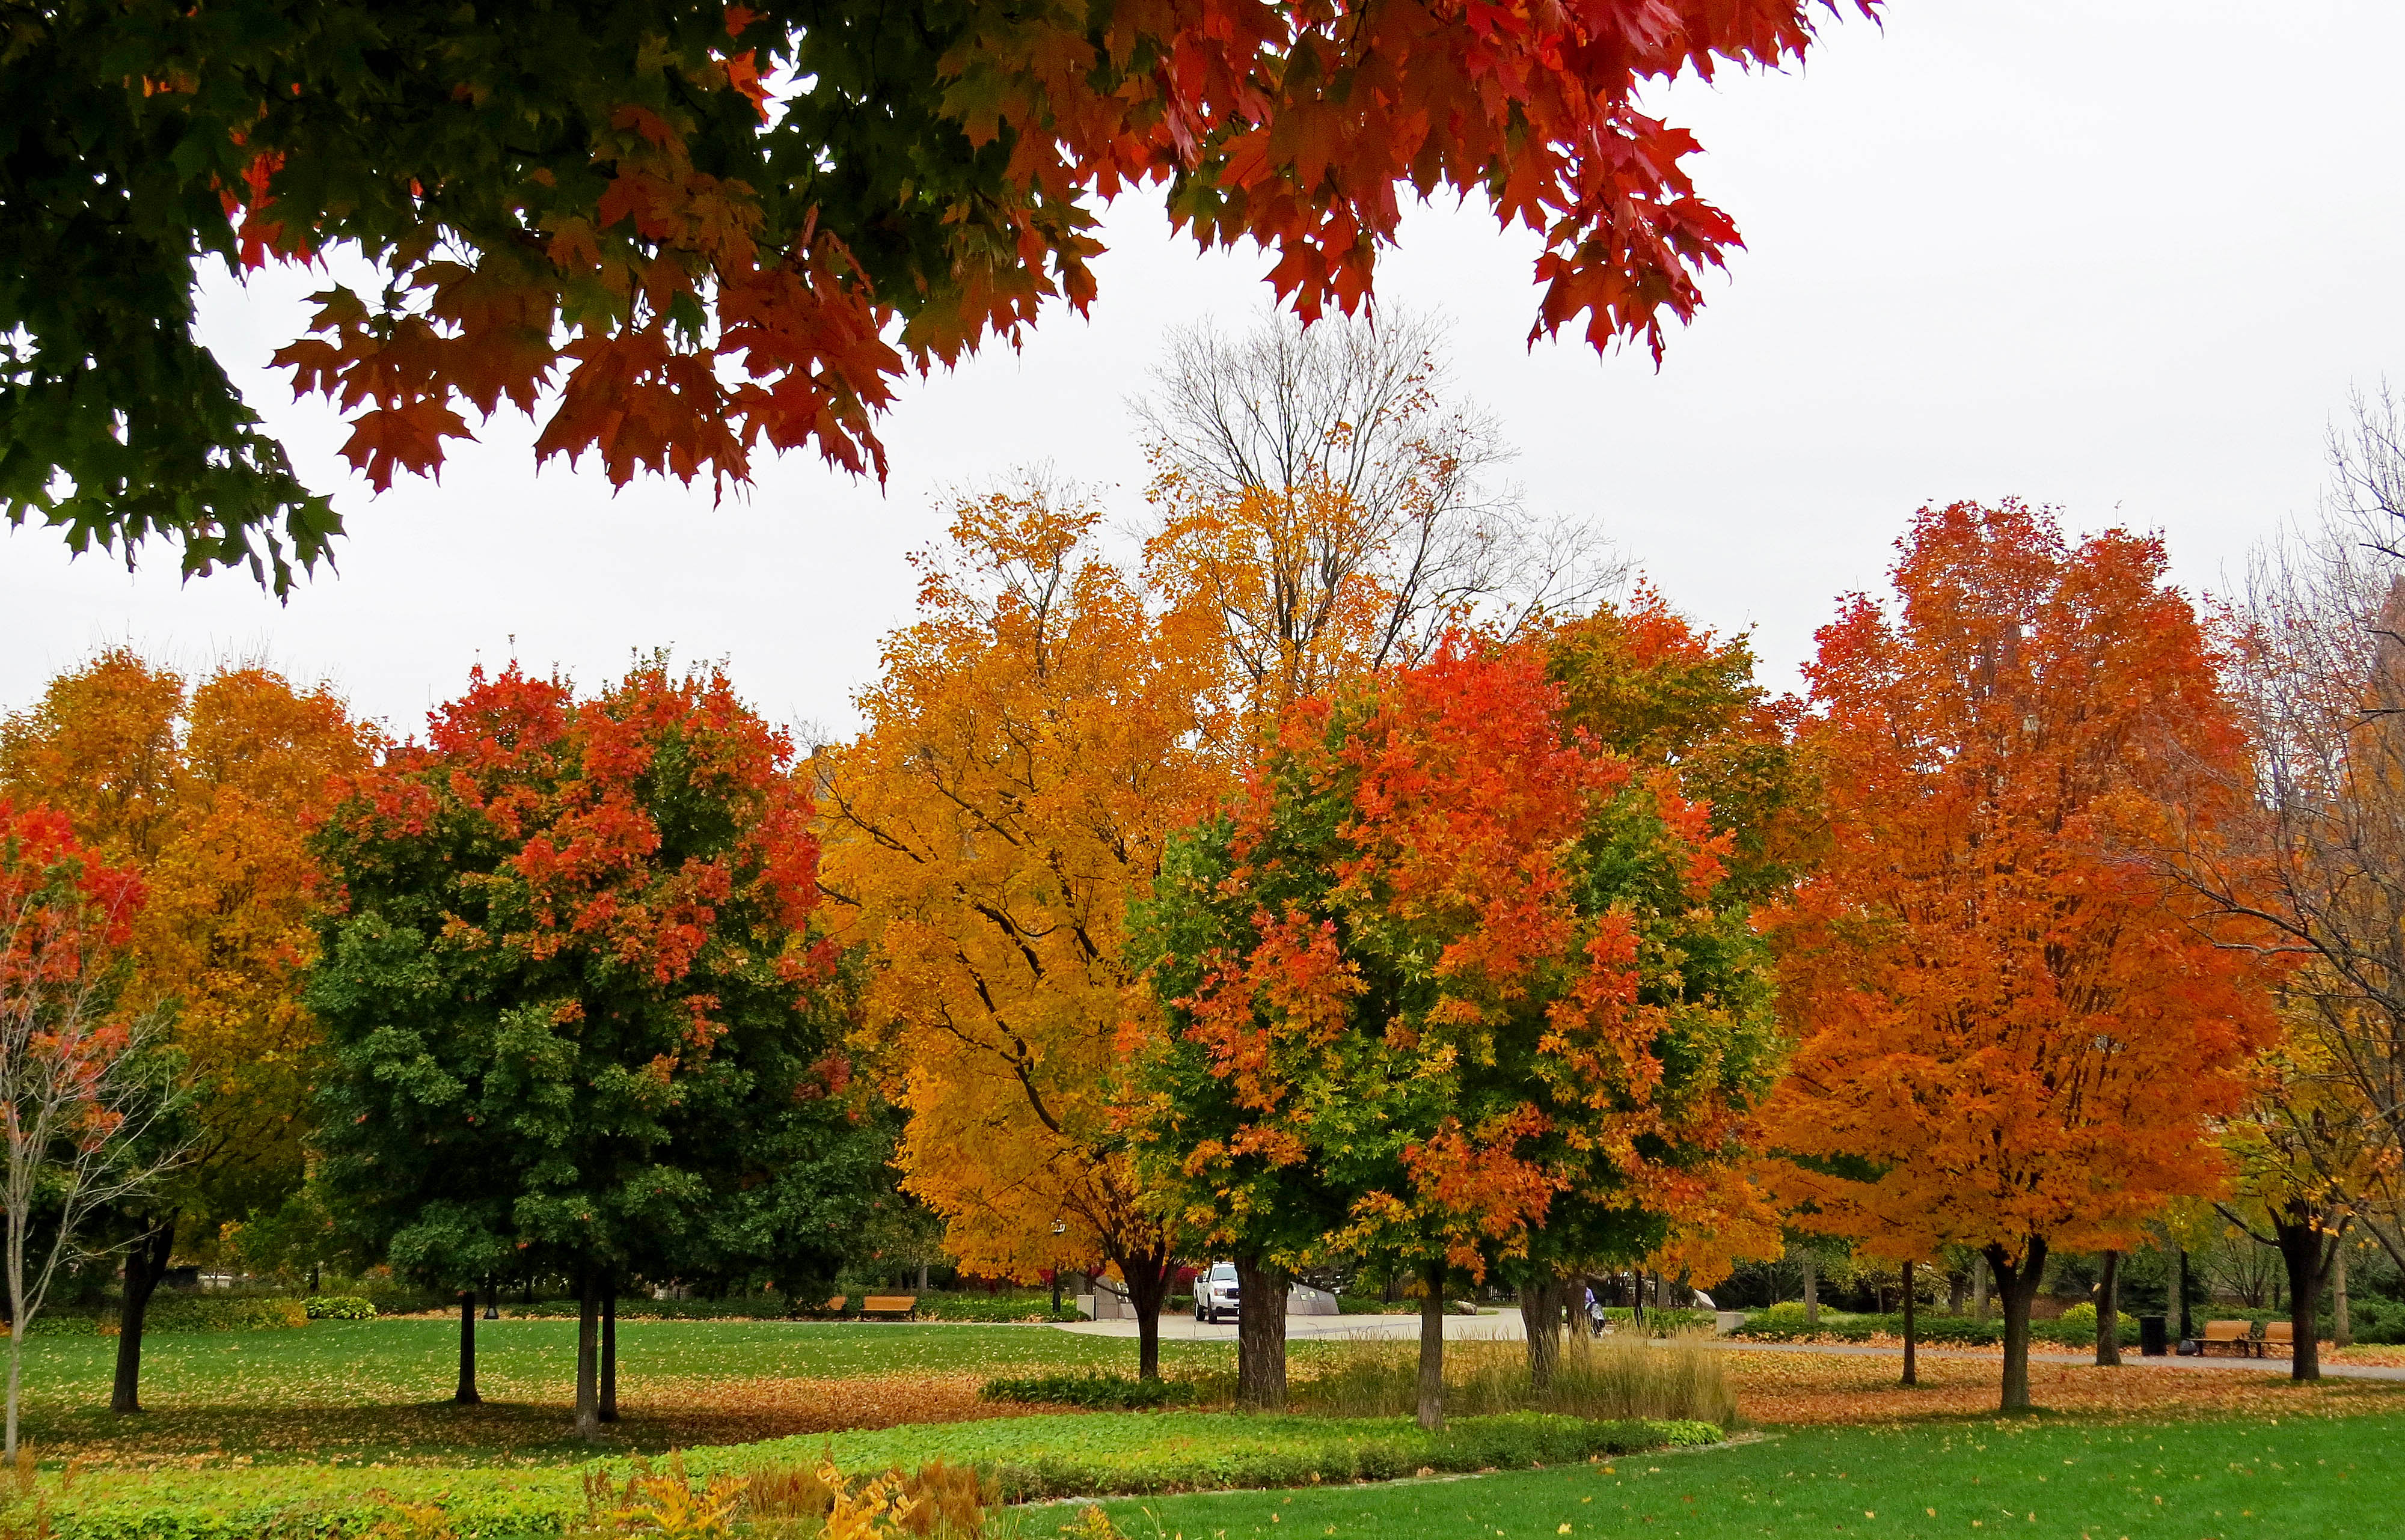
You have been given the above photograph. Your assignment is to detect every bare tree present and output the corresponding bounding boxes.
[0,824,187,1457]
[1135,309,1622,710]
[2174,385,2405,1293]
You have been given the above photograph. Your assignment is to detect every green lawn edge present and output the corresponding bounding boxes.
[35,1413,1717,1540]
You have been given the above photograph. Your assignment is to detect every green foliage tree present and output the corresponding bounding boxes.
[1135,634,1785,1429]
[310,656,877,1435]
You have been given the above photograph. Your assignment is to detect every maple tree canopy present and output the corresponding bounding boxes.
[3,0,1871,590]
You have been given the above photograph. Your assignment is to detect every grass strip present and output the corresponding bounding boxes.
[34,1412,1716,1539]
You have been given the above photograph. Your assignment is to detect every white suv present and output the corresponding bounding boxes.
[1195,1262,1240,1324]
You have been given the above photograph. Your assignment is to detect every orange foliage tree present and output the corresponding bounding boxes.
[0,650,373,1413]
[13,0,1875,584]
[816,485,1231,1378]
[1762,501,2278,1411]
[1135,636,1784,1428]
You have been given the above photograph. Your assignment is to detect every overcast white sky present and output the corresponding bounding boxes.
[6,0,2401,740]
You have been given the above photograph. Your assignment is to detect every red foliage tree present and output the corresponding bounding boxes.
[1763,501,2279,1411]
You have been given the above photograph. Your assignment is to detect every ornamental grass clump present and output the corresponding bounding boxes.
[1290,1334,1733,1426]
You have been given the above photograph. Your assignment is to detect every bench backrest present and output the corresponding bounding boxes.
[2202,1319,2250,1341]
[862,1295,917,1311]
[2261,1320,2294,1343]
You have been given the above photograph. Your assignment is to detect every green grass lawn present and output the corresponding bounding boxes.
[17,1318,1227,1462]
[1098,1412,2402,1539]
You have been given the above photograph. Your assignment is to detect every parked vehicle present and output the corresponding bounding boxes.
[1196,1261,1239,1324]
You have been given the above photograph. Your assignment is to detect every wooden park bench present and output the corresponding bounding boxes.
[860,1295,918,1319]
[2198,1319,2260,1358]
[2259,1319,2294,1357]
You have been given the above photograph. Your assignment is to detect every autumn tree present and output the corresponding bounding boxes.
[0,804,186,1457]
[2169,394,2405,1308]
[1763,501,2278,1413]
[311,658,872,1436]
[817,484,1230,1379]
[2211,1025,2387,1382]
[4,0,1872,585]
[1136,637,1783,1429]
[0,650,373,1414]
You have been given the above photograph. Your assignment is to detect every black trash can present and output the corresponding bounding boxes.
[2139,1314,2169,1357]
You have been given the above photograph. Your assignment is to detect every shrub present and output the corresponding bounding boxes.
[303,1295,377,1321]
[2056,1303,2097,1333]
[1740,1301,1813,1340]
[142,1295,307,1333]
[980,1373,1193,1410]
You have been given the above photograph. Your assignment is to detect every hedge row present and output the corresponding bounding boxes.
[40,1411,1720,1540]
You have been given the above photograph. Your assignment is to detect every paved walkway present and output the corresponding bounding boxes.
[1052,1313,2405,1380]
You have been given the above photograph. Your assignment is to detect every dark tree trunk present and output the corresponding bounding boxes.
[574,1271,600,1440]
[1800,1248,1819,1329]
[308,1262,320,1294]
[2272,1215,2331,1383]
[1946,1270,1967,1316]
[455,1291,480,1404]
[1416,1260,1446,1431]
[1117,1247,1178,1381]
[1050,1271,1063,1318]
[1629,1270,1646,1332]
[1984,1238,2049,1412]
[111,1218,176,1416]
[1519,1275,1565,1391]
[599,1285,618,1422]
[1900,1260,1917,1386]
[1233,1253,1289,1411]
[2175,1247,2193,1342]
[2095,1250,2122,1367]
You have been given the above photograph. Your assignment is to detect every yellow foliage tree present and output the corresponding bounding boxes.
[0,649,373,1411]
[817,487,1231,1375]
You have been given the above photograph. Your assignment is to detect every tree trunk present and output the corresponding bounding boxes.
[2333,1242,2351,1348]
[1630,1269,1646,1332]
[2094,1250,2122,1367]
[1971,1253,1990,1322]
[1233,1254,1289,1411]
[1900,1260,1917,1386]
[111,1218,176,1416]
[1519,1275,1564,1392]
[574,1271,600,1440]
[916,1260,928,1292]
[1050,1271,1063,1318]
[1800,1248,1819,1330]
[1118,1248,1177,1382]
[2272,1215,2330,1383]
[2175,1247,2193,1342]
[1947,1270,1967,1316]
[1416,1260,1446,1432]
[599,1284,618,1422]
[1985,1238,2048,1412]
[455,1291,480,1404]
